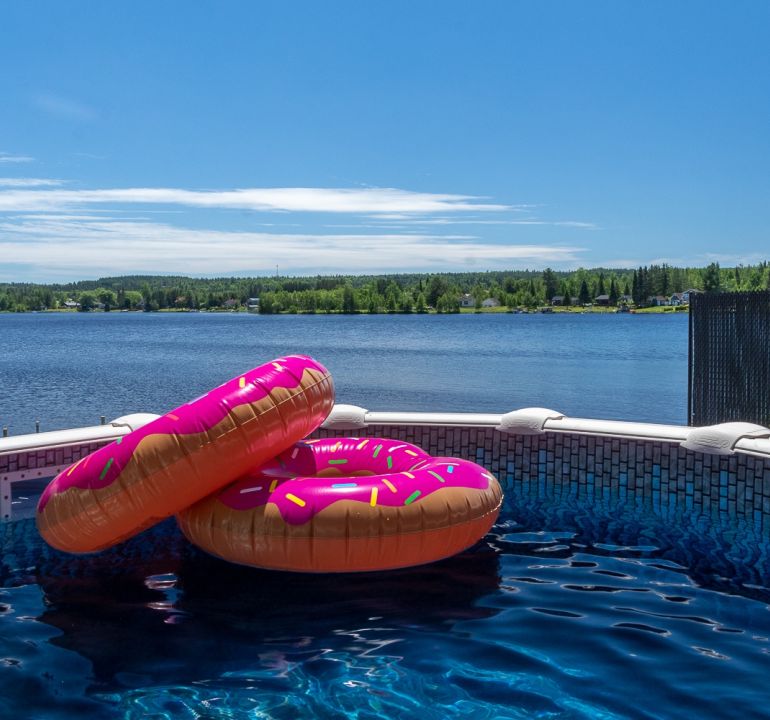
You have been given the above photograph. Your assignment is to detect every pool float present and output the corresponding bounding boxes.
[177,437,503,572]
[37,355,334,553]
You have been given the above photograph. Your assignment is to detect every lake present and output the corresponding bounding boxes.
[0,311,688,434]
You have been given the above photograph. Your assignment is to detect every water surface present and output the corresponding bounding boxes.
[0,312,688,433]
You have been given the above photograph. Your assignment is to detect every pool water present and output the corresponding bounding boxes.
[2,482,770,719]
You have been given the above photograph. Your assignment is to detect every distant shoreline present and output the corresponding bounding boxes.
[1,305,689,316]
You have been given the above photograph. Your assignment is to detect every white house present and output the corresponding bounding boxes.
[670,292,685,306]
[481,297,500,308]
[682,289,701,303]
[459,294,475,308]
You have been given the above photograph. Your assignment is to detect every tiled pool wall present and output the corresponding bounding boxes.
[3,426,770,528]
[310,426,770,530]
[0,442,103,481]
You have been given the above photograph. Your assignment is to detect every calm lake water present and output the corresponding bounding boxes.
[0,312,688,434]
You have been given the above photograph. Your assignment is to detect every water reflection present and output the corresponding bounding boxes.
[30,526,501,687]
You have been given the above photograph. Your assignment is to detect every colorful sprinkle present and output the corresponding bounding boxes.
[405,450,418,457]
[372,444,383,458]
[386,455,393,470]
[428,470,445,483]
[382,478,397,493]
[332,482,357,488]
[446,465,455,473]
[389,444,407,451]
[328,459,348,465]
[402,471,415,479]
[370,487,378,506]
[356,439,370,450]
[332,441,342,452]
[167,413,179,421]
[285,493,306,507]
[239,486,263,494]
[410,462,425,471]
[404,490,421,505]
[269,479,278,493]
[115,437,123,445]
[272,362,284,371]
[98,458,114,481]
[291,447,299,459]
[238,376,246,388]
[66,458,84,476]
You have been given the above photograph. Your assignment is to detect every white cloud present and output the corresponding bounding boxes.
[0,215,585,280]
[0,186,510,214]
[363,217,598,229]
[0,178,64,188]
[0,152,34,164]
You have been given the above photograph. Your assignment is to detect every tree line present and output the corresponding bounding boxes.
[1,262,768,313]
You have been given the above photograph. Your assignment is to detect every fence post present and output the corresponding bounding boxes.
[688,290,770,427]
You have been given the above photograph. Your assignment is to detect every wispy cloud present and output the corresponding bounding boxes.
[0,186,511,214]
[0,152,34,164]
[0,178,64,188]
[0,215,585,280]
[32,93,97,122]
[361,217,598,229]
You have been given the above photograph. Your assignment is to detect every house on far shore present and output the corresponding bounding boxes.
[669,292,686,306]
[618,294,633,305]
[459,293,475,308]
[63,298,79,309]
[649,295,670,306]
[481,297,500,308]
[551,295,566,306]
[247,297,260,312]
[594,294,610,306]
[682,289,701,303]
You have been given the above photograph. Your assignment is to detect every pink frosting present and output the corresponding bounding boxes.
[38,355,329,511]
[216,437,495,525]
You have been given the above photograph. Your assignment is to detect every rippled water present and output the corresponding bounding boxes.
[0,311,688,434]
[2,482,769,719]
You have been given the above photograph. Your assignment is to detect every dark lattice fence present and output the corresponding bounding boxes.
[689,291,770,426]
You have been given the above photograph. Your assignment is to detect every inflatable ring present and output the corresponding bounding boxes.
[178,437,503,572]
[37,355,334,553]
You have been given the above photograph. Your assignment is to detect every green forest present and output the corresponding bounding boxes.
[1,262,768,314]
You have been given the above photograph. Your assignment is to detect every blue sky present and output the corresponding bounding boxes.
[1,1,768,281]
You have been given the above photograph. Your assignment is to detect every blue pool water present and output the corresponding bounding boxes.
[0,311,688,434]
[2,482,770,719]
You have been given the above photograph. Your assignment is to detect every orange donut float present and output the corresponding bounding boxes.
[178,437,503,572]
[37,355,334,553]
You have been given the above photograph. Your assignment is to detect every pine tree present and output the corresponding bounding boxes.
[579,280,590,305]
[702,263,721,292]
